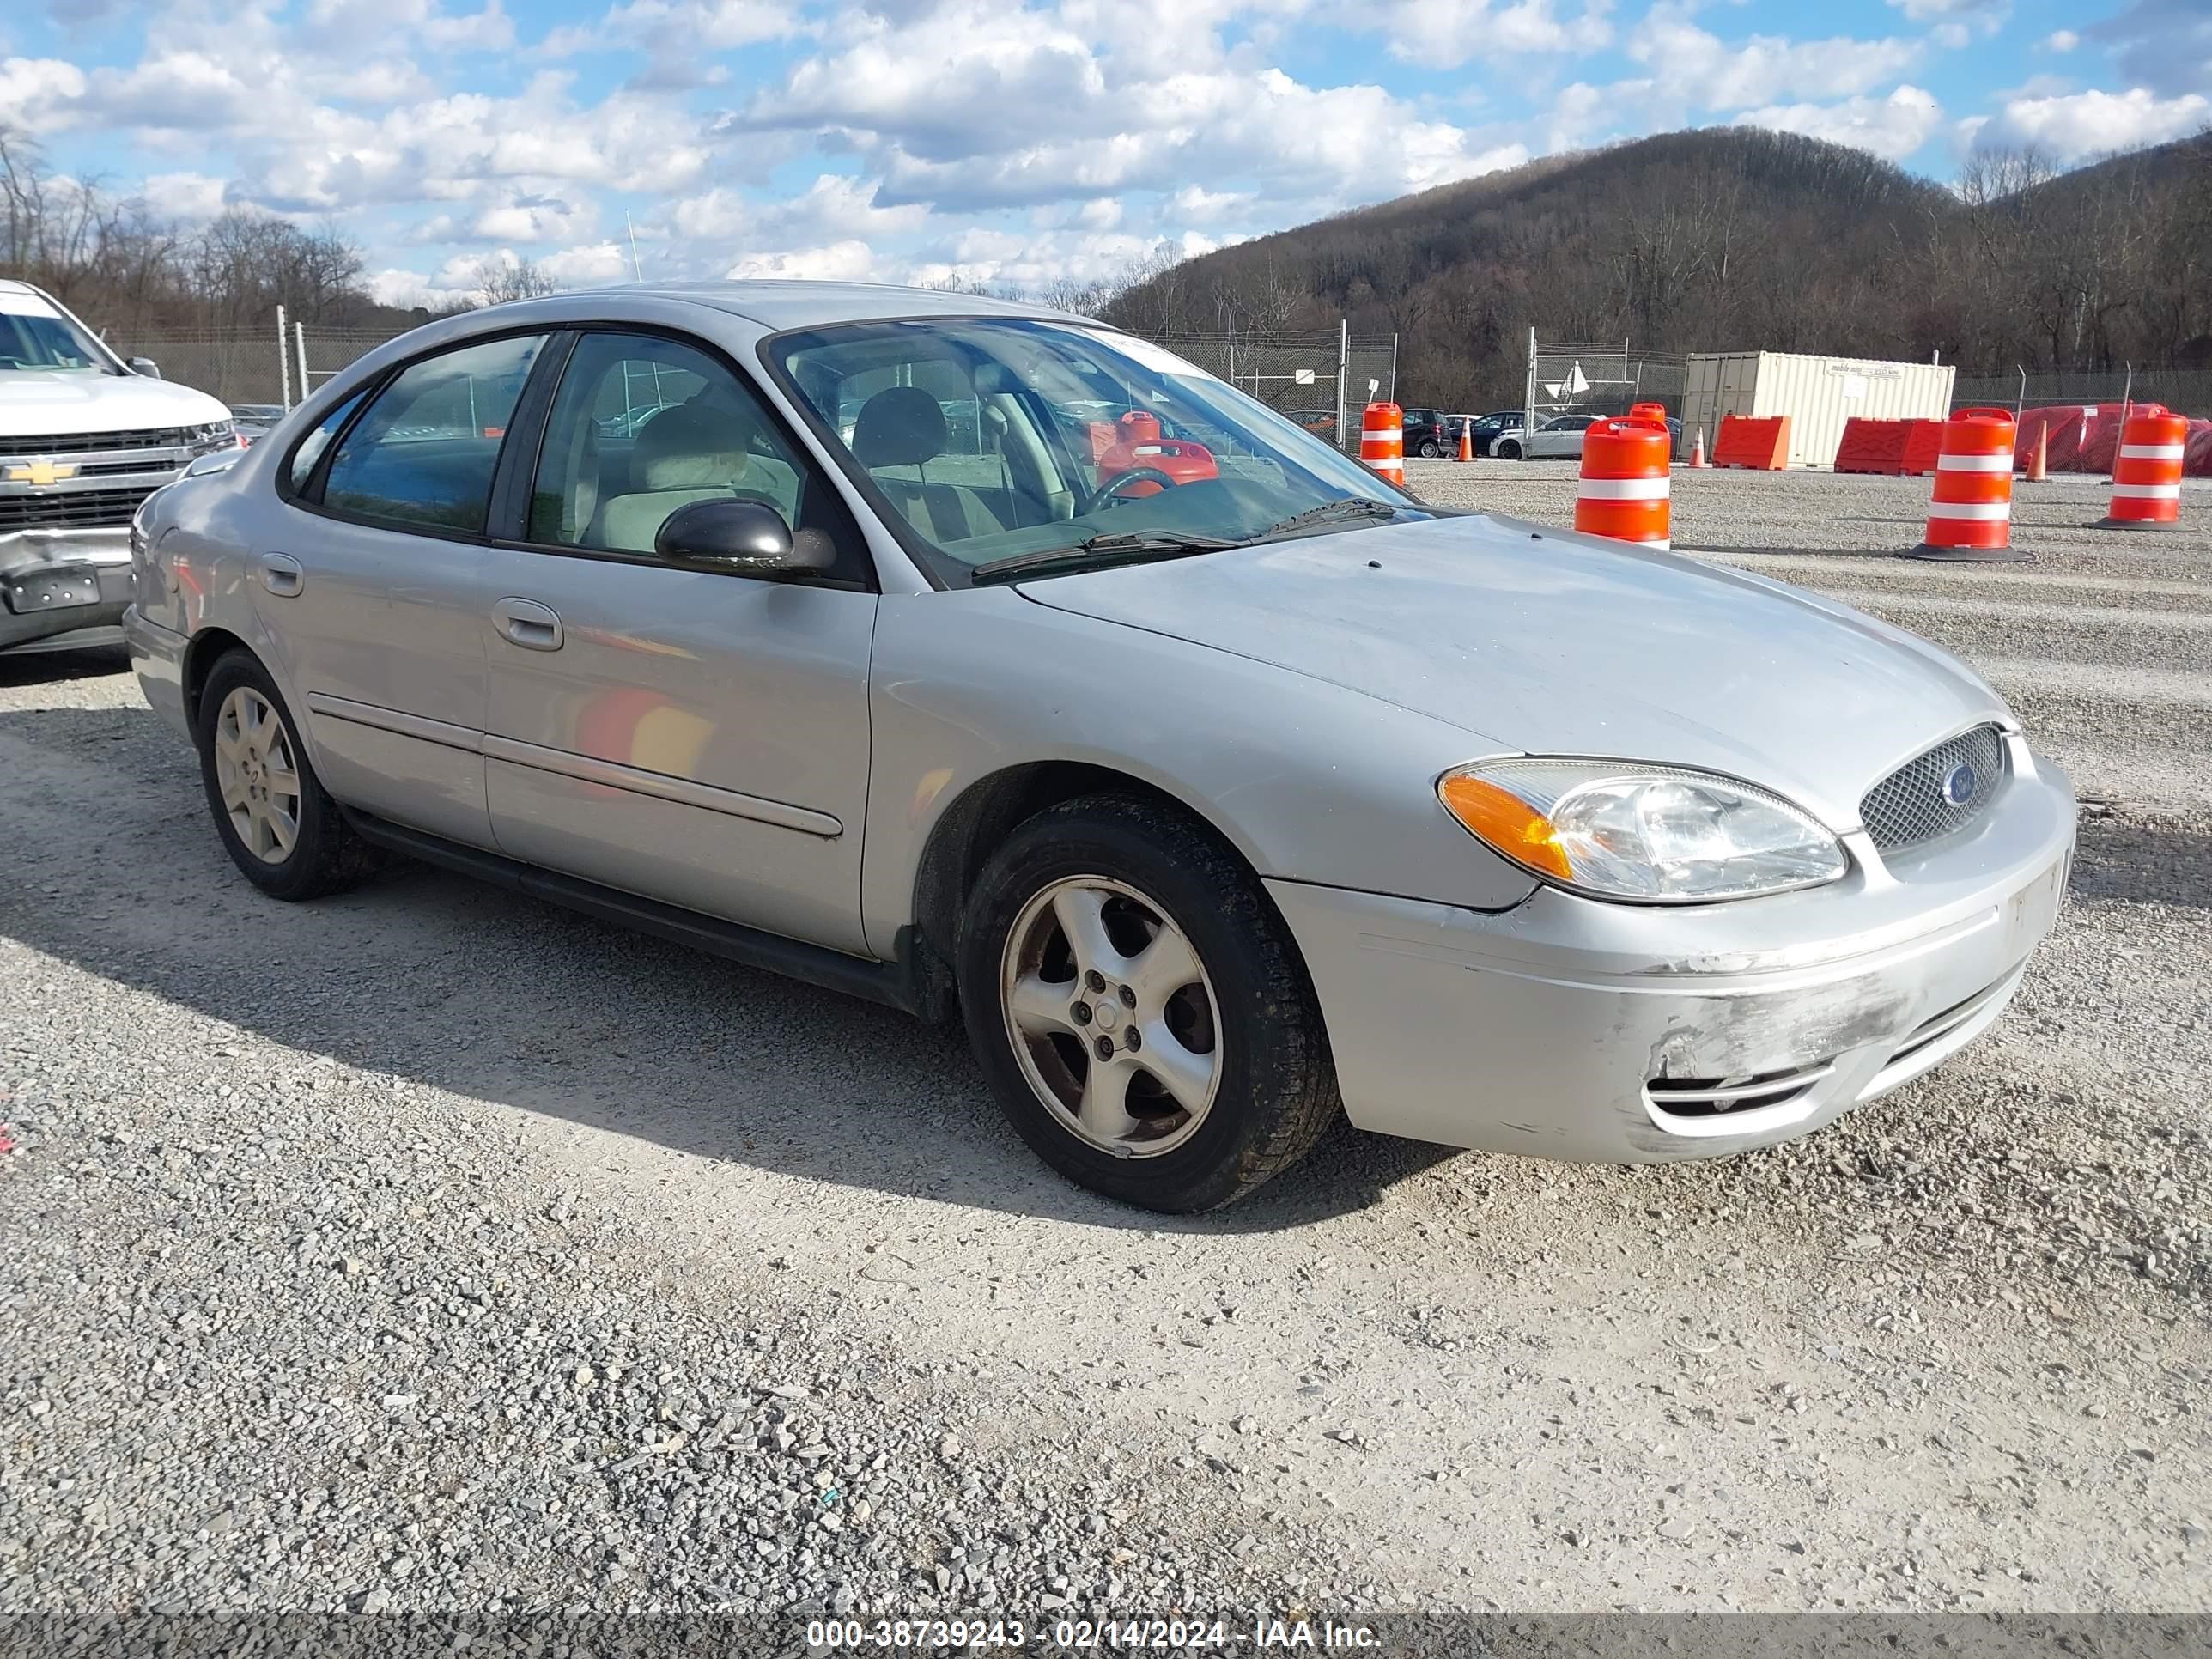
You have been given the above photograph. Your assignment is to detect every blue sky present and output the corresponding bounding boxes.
[3,0,2205,307]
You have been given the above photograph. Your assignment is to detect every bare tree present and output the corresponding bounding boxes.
[473,255,557,307]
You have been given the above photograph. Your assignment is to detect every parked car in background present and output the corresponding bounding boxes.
[124,283,2074,1214]
[1,277,238,656]
[1462,410,1524,456]
[229,405,287,446]
[1284,407,1337,442]
[1402,407,1454,458]
[1492,413,1600,461]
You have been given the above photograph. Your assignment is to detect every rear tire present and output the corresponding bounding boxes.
[196,649,379,902]
[1497,439,1522,460]
[1418,440,1443,459]
[957,795,1340,1212]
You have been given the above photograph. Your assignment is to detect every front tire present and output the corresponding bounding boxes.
[196,649,379,901]
[957,796,1340,1212]
[1496,439,1522,460]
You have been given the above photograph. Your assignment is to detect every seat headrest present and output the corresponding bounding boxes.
[632,402,757,491]
[853,386,947,469]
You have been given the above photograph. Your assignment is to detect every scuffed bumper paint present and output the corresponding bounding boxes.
[1268,747,2076,1163]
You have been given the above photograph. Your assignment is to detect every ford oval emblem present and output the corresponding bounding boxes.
[1942,762,1978,806]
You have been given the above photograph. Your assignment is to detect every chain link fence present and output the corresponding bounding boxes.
[128,325,405,408]
[1523,337,1689,428]
[1150,332,1397,451]
[1952,368,2212,419]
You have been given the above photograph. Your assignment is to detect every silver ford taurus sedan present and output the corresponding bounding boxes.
[122,283,2075,1212]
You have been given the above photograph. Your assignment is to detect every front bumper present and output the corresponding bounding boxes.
[0,529,132,653]
[1269,745,2076,1163]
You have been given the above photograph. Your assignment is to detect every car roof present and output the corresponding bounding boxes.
[579,280,1073,331]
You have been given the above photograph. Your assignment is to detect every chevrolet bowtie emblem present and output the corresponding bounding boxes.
[5,459,78,487]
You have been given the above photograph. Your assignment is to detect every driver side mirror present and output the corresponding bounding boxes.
[654,498,836,581]
[127,356,162,378]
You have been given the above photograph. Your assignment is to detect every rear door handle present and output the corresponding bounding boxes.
[258,553,304,597]
[492,597,562,652]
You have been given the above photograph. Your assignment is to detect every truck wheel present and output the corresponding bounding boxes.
[958,796,1340,1212]
[196,650,379,901]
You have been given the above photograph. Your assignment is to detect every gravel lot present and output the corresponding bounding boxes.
[3,462,2208,1625]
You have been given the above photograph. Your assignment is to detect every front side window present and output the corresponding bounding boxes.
[527,332,808,553]
[318,333,547,533]
[772,319,1425,581]
[286,391,367,494]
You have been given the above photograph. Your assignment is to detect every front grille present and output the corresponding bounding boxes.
[1858,725,2007,851]
[0,427,195,456]
[0,485,159,532]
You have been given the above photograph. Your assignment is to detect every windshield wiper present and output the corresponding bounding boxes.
[969,530,1240,586]
[1249,497,1404,541]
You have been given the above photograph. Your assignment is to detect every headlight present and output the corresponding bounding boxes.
[1437,759,1848,903]
[189,421,237,453]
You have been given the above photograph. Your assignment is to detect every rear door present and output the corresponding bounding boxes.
[476,328,878,955]
[265,331,550,848]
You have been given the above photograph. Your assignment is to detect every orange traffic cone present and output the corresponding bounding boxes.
[2024,423,2049,483]
[1689,427,1709,469]
[1457,420,1474,463]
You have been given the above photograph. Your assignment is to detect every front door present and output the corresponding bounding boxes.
[260,331,550,848]
[478,329,878,956]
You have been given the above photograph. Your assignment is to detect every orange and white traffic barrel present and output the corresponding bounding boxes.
[2100,405,2185,530]
[1359,402,1404,486]
[1903,408,2025,562]
[1572,414,1671,548]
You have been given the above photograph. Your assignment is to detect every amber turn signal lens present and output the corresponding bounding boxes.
[1437,773,1575,881]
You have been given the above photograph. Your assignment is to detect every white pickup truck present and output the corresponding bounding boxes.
[1,278,241,656]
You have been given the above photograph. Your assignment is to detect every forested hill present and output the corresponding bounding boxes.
[1100,127,2212,410]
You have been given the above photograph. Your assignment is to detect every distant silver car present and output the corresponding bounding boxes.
[1492,413,1597,460]
[123,283,2075,1212]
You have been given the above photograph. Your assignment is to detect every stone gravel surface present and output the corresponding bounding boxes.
[2,461,2209,1623]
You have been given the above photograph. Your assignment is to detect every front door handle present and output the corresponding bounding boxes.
[492,597,562,652]
[258,553,304,597]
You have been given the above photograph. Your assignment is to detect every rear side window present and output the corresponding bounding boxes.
[317,334,547,533]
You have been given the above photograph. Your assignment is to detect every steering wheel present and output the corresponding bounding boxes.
[1084,466,1180,513]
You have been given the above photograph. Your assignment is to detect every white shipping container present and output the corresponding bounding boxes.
[1680,351,1956,469]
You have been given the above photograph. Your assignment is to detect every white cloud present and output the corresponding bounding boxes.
[367,266,473,309]
[541,241,632,284]
[141,171,230,221]
[739,3,1528,217]
[422,0,517,50]
[2042,29,2078,52]
[1627,10,1921,110]
[0,56,88,131]
[1735,84,1946,161]
[542,0,796,82]
[1363,0,1614,71]
[471,191,598,243]
[1973,85,2212,160]
[1170,185,1250,222]
[1886,0,2005,22]
[723,240,879,280]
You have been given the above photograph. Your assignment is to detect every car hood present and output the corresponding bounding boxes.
[1014,514,2009,830]
[0,370,230,434]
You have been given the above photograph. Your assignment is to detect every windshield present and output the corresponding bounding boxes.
[769,318,1428,581]
[0,296,119,374]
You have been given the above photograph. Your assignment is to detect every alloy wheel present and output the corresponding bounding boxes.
[212,687,301,864]
[999,875,1222,1158]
